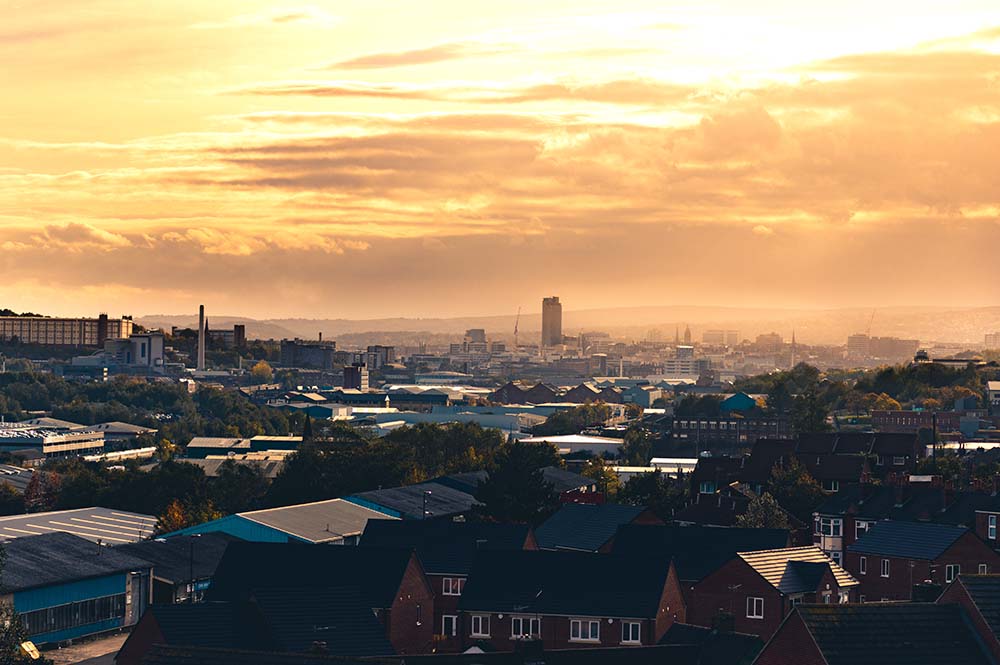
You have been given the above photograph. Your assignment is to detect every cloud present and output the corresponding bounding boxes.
[192,7,338,29]
[753,225,774,236]
[326,42,507,69]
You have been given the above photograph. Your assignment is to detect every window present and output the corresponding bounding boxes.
[818,517,842,537]
[859,556,867,575]
[822,591,832,604]
[621,621,641,644]
[570,619,600,642]
[823,480,840,492]
[946,564,960,583]
[859,595,866,603]
[892,456,906,466]
[511,616,540,639]
[699,481,717,494]
[876,455,885,466]
[416,603,423,626]
[990,515,997,540]
[830,551,842,566]
[442,615,457,637]
[839,592,850,604]
[980,564,989,575]
[855,521,871,539]
[471,615,491,637]
[442,577,465,596]
[790,596,802,606]
[21,594,126,637]
[746,597,764,619]
[881,559,890,578]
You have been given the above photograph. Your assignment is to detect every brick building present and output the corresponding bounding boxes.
[938,574,1000,664]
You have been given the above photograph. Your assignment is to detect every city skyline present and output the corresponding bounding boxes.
[4,1,1000,318]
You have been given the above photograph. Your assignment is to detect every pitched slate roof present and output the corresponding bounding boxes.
[208,542,417,609]
[140,645,392,665]
[401,645,701,664]
[794,604,993,665]
[250,587,395,656]
[459,550,670,618]
[143,602,267,651]
[116,533,237,584]
[349,482,476,520]
[2,532,154,592]
[534,503,647,552]
[436,466,592,496]
[848,520,968,559]
[738,546,857,593]
[955,574,1000,639]
[360,519,530,575]
[658,623,763,665]
[611,525,790,581]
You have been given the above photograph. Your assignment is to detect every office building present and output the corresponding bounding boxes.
[279,339,337,369]
[985,332,1000,349]
[541,296,562,347]
[756,332,784,352]
[0,313,133,347]
[344,363,369,391]
[365,345,396,369]
[703,329,740,346]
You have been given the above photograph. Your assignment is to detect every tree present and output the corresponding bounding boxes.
[534,403,612,436]
[156,499,190,534]
[23,473,60,514]
[736,492,791,529]
[473,441,559,524]
[301,415,314,441]
[622,427,653,465]
[790,387,831,434]
[871,393,902,411]
[155,438,177,462]
[211,460,268,515]
[581,457,620,498]
[0,484,23,517]
[767,459,824,522]
[618,470,686,520]
[250,360,274,384]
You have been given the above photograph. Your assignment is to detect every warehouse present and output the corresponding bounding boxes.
[2,532,152,645]
[0,507,157,544]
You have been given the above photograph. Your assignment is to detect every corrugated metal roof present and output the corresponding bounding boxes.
[0,507,157,544]
[239,499,398,543]
[738,546,858,593]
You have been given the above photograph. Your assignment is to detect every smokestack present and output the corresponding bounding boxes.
[197,305,206,371]
[318,332,322,343]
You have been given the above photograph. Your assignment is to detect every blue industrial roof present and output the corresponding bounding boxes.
[847,520,968,560]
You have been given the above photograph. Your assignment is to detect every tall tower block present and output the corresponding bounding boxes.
[197,305,206,371]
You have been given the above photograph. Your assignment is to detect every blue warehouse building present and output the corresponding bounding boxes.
[3,532,152,645]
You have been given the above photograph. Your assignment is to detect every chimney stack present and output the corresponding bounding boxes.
[197,305,206,371]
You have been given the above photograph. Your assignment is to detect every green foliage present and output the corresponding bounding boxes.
[736,492,791,529]
[580,457,620,497]
[617,470,687,520]
[250,360,274,384]
[916,454,963,486]
[790,387,832,434]
[622,426,653,465]
[767,459,824,522]
[674,394,725,419]
[473,441,559,524]
[0,484,24,517]
[534,403,612,436]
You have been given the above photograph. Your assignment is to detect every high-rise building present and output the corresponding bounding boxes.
[703,329,740,346]
[986,332,1000,349]
[0,313,133,347]
[541,296,562,347]
[343,363,369,391]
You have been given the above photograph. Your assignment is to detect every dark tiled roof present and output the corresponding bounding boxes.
[869,432,920,456]
[140,645,391,665]
[144,602,267,651]
[349,482,476,520]
[534,503,647,552]
[741,440,797,483]
[611,525,790,581]
[459,550,670,618]
[848,520,968,559]
[435,467,591,496]
[658,623,763,665]
[401,645,700,665]
[795,604,993,665]
[798,454,866,483]
[251,587,395,656]
[673,492,749,527]
[2,532,153,592]
[207,542,416,608]
[796,433,838,454]
[117,533,238,584]
[957,575,1000,639]
[359,519,530,575]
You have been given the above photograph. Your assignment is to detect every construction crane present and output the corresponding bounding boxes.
[513,307,521,349]
[866,309,876,336]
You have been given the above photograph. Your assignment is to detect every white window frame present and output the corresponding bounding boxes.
[471,615,491,638]
[981,564,989,575]
[819,517,842,537]
[510,616,540,639]
[570,618,601,643]
[946,564,960,583]
[990,515,997,540]
[892,456,906,466]
[746,597,764,619]
[859,556,867,575]
[442,615,457,637]
[830,551,842,566]
[856,521,870,539]
[699,481,716,494]
[621,621,641,644]
[881,559,890,578]
[442,577,465,596]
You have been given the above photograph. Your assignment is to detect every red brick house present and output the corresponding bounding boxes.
[205,542,435,654]
[938,574,1000,663]
[359,519,536,653]
[687,546,857,640]
[754,604,993,665]
[844,520,1000,602]
[457,550,684,651]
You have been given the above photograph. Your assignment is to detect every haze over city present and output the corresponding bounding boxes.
[4,0,1000,319]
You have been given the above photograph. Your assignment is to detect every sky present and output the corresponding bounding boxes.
[2,0,1000,319]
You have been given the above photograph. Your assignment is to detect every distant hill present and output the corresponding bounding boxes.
[137,305,1000,346]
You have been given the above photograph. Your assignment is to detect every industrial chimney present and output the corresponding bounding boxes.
[197,305,206,371]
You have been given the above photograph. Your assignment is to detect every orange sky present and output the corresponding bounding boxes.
[2,0,999,318]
